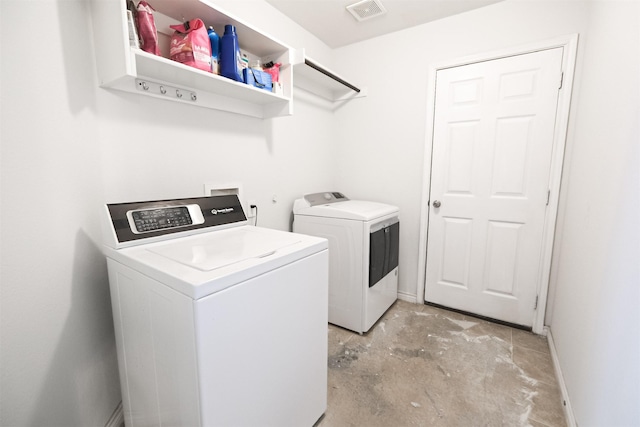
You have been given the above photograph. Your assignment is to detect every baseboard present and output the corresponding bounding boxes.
[105,401,124,427]
[545,327,576,427]
[397,291,418,304]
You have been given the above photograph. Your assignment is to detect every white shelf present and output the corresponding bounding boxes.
[90,0,294,118]
[292,50,366,102]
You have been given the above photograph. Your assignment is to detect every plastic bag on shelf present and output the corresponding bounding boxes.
[169,19,212,72]
[263,62,281,83]
[135,1,160,55]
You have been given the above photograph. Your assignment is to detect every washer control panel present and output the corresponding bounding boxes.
[105,195,246,247]
[304,192,349,206]
[127,205,205,234]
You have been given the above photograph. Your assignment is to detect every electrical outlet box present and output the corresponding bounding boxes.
[204,182,248,218]
[247,200,257,219]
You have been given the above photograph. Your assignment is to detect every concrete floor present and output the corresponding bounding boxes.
[318,300,566,427]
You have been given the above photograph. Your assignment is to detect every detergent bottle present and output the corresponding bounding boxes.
[207,26,220,74]
[220,25,243,82]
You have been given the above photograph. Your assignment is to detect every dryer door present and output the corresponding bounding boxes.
[369,219,399,287]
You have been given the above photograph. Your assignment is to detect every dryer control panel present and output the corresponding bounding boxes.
[304,192,349,206]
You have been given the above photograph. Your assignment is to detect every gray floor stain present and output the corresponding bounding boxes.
[328,344,369,369]
[391,347,433,360]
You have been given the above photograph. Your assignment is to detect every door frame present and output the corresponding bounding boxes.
[416,34,579,334]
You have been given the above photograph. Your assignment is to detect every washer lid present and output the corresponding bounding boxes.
[105,225,327,299]
[148,227,301,271]
[295,200,398,221]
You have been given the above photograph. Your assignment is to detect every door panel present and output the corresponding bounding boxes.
[446,121,479,194]
[492,116,533,196]
[425,48,563,327]
[440,217,472,289]
[484,220,522,296]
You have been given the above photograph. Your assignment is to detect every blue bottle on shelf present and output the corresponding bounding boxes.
[220,25,243,82]
[207,26,220,74]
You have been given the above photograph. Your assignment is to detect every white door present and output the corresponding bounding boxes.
[425,48,564,327]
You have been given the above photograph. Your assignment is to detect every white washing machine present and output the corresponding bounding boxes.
[102,195,328,427]
[293,192,399,334]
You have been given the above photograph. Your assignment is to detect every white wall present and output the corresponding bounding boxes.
[0,1,336,425]
[1,2,121,424]
[547,2,640,425]
[334,0,639,424]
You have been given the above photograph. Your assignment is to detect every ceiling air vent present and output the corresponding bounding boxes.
[346,0,387,22]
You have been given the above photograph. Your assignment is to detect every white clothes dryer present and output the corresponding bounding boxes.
[293,192,399,334]
[103,195,328,427]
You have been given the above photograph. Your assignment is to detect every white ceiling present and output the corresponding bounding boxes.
[265,0,504,48]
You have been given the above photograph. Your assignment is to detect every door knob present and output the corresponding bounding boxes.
[432,200,441,208]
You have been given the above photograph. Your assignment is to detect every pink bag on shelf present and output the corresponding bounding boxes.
[135,1,160,55]
[169,19,212,72]
[263,62,281,83]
